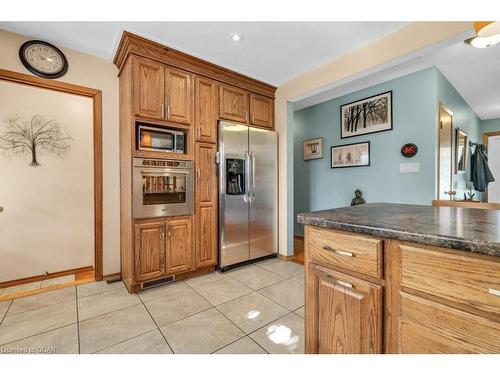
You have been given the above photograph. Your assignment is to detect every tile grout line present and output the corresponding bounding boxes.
[138,290,177,354]
[90,328,159,354]
[75,286,81,354]
[0,322,76,347]
[0,299,13,326]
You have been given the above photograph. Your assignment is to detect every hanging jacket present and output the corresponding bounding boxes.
[471,145,495,192]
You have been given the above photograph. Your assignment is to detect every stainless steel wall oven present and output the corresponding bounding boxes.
[133,158,193,218]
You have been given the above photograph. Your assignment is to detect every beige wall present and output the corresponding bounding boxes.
[275,22,473,255]
[0,29,120,276]
[0,82,94,281]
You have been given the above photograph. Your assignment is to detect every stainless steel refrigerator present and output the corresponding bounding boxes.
[218,120,277,270]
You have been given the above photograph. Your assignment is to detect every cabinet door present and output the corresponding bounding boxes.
[166,68,193,125]
[250,94,274,129]
[219,84,249,123]
[195,77,218,143]
[133,57,165,120]
[305,263,382,354]
[195,142,218,267]
[166,217,193,273]
[399,292,500,353]
[134,221,166,281]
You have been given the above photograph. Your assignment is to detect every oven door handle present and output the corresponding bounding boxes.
[140,169,190,175]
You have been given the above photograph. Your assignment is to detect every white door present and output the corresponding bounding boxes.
[487,135,500,203]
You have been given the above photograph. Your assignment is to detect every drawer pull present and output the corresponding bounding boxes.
[322,245,353,257]
[488,288,500,297]
[336,280,353,289]
[326,275,353,289]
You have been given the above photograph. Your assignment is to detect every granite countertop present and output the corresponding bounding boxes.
[297,203,500,257]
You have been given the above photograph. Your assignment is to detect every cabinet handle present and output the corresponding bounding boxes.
[489,288,500,297]
[160,104,165,118]
[322,245,354,257]
[168,231,171,238]
[166,105,171,119]
[326,275,353,289]
[197,168,201,179]
[197,127,201,139]
[252,113,255,123]
[336,280,353,289]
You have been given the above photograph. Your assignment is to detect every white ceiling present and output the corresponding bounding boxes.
[0,22,407,86]
[293,30,500,120]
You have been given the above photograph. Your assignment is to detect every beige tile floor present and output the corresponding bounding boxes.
[0,258,304,354]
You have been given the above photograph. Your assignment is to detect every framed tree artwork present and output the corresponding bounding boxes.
[340,91,392,139]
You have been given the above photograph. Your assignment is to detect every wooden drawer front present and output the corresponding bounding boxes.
[399,292,500,353]
[307,226,382,278]
[400,244,500,315]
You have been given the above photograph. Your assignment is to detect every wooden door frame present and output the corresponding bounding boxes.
[437,103,454,200]
[0,68,103,281]
[482,131,500,203]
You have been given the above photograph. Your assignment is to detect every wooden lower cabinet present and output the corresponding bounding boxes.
[304,225,500,354]
[166,217,193,273]
[305,263,382,354]
[132,216,193,288]
[196,205,217,267]
[399,292,500,353]
[134,220,166,282]
[195,142,218,268]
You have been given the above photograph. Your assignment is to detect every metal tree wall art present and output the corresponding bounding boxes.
[0,115,72,167]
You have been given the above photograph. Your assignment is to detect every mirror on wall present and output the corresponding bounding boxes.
[455,128,468,174]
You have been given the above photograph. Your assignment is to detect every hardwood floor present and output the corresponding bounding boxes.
[0,269,95,302]
[293,235,305,265]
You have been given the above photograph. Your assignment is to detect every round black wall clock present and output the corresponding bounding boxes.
[401,143,418,158]
[19,40,68,79]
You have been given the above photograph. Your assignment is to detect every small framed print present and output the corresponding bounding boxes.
[303,137,324,161]
[331,141,370,168]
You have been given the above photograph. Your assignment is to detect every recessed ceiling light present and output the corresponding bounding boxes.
[230,33,243,43]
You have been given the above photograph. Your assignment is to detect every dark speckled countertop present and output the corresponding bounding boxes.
[297,203,500,257]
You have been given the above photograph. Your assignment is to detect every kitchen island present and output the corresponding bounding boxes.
[297,203,500,354]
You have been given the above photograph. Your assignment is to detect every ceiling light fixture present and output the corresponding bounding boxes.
[465,21,500,48]
[230,33,244,43]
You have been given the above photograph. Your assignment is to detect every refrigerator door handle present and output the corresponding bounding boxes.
[250,151,256,203]
[245,151,251,203]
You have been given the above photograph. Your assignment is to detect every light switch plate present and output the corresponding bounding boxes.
[400,162,420,173]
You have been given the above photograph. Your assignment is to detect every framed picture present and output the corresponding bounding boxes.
[340,91,392,139]
[455,127,468,174]
[331,141,370,168]
[303,137,324,161]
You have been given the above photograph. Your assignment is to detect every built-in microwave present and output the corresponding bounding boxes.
[137,124,185,154]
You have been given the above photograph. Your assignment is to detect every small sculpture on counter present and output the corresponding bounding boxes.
[351,189,366,206]
[465,181,476,201]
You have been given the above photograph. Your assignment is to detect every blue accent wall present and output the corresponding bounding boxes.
[293,68,439,236]
[436,70,482,200]
[481,118,500,134]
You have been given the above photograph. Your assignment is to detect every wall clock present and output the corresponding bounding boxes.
[19,40,68,79]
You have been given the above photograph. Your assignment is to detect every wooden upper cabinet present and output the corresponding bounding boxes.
[305,263,382,354]
[250,93,274,129]
[195,77,218,143]
[133,57,165,120]
[166,217,193,274]
[219,84,249,123]
[134,220,166,281]
[166,67,193,125]
[195,142,217,268]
